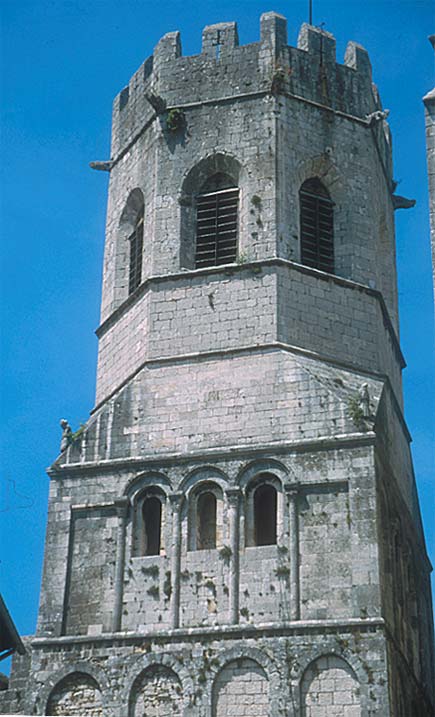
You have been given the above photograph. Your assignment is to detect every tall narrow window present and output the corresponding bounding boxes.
[142,496,162,556]
[195,173,238,268]
[300,178,334,273]
[128,213,144,294]
[196,492,217,549]
[254,484,277,546]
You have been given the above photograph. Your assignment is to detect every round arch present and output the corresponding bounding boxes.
[186,479,225,551]
[37,663,110,717]
[123,471,172,501]
[119,188,145,238]
[236,459,288,491]
[121,653,193,716]
[179,465,229,496]
[206,646,282,717]
[181,152,244,198]
[179,152,246,270]
[299,653,362,717]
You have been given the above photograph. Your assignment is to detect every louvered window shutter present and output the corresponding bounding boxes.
[128,216,144,294]
[195,187,238,268]
[300,179,334,273]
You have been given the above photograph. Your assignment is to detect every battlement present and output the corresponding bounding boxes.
[110,11,383,157]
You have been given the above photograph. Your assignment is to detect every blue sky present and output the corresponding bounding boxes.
[1,0,434,668]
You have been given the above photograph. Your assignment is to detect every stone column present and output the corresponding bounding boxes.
[169,493,183,629]
[226,488,241,625]
[285,484,300,621]
[112,497,129,633]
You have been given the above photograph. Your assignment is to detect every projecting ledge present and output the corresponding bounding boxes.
[31,617,385,648]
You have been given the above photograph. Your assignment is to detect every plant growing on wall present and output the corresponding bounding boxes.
[166,108,185,133]
[68,423,86,445]
[218,545,232,563]
[347,394,366,430]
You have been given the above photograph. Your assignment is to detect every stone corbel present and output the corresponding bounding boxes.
[89,160,114,172]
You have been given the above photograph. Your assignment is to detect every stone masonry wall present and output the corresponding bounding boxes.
[301,655,361,717]
[39,442,380,638]
[423,64,435,296]
[79,350,383,462]
[95,263,403,407]
[99,13,398,343]
[130,665,182,717]
[212,658,269,717]
[63,507,118,635]
[46,673,103,716]
[2,627,393,716]
[4,12,433,717]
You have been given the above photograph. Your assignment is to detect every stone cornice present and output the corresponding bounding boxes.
[31,616,385,649]
[47,431,375,476]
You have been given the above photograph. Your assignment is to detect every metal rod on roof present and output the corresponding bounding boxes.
[309,0,313,25]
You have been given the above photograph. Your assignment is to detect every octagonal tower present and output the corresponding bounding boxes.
[2,12,434,717]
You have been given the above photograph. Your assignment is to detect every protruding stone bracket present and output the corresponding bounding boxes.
[202,22,239,59]
[392,195,416,210]
[144,92,166,114]
[344,41,372,80]
[366,109,390,126]
[298,23,336,66]
[89,161,113,172]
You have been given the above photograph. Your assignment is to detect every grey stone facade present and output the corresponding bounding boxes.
[1,12,434,717]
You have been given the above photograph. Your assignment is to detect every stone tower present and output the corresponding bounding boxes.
[424,35,435,298]
[2,12,434,717]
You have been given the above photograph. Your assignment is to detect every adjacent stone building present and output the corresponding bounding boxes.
[1,12,434,716]
[424,35,435,298]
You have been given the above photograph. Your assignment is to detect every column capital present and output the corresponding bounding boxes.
[114,497,129,517]
[169,492,184,509]
[225,487,241,506]
[284,482,299,497]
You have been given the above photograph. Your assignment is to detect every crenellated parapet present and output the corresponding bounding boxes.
[110,12,387,159]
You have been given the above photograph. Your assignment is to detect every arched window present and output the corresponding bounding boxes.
[133,490,165,557]
[142,496,162,556]
[195,173,238,268]
[300,177,334,273]
[188,482,223,551]
[128,210,144,294]
[196,491,217,550]
[253,484,277,546]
